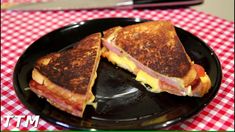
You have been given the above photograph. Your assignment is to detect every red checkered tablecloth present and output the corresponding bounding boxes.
[1,6,234,131]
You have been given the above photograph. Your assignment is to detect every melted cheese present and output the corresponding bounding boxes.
[86,72,97,109]
[186,86,192,96]
[136,70,161,93]
[106,51,161,93]
[106,51,136,72]
[200,75,209,83]
[86,93,97,109]
[87,102,97,109]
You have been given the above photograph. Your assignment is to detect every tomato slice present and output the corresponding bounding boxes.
[193,64,205,77]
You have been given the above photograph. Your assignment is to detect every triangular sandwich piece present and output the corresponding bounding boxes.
[29,33,101,117]
[102,21,211,97]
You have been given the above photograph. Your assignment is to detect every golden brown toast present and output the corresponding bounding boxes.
[102,21,211,97]
[114,21,191,77]
[30,33,101,117]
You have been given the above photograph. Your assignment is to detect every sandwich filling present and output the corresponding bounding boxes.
[102,40,187,96]
[102,37,210,97]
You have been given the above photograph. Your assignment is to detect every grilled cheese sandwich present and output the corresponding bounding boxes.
[102,20,211,97]
[29,33,101,117]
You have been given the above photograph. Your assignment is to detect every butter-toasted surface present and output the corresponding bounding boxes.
[115,21,191,77]
[35,33,101,94]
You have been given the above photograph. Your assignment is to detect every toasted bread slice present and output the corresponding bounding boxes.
[102,21,211,97]
[29,33,101,117]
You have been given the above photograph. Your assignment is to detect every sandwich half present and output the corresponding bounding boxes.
[102,21,211,97]
[29,33,101,117]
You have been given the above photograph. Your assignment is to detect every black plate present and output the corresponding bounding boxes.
[13,18,222,130]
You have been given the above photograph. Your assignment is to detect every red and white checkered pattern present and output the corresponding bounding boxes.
[1,6,234,131]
